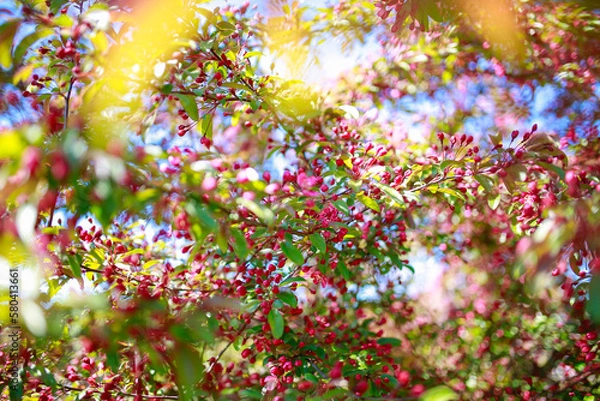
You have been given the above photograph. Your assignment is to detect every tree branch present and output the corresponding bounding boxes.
[63,77,75,130]
[58,384,180,400]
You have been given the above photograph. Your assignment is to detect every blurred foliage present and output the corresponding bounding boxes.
[0,0,599,400]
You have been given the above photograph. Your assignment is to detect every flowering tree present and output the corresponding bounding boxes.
[0,0,599,400]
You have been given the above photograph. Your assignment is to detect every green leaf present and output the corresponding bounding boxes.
[89,248,105,265]
[415,8,430,31]
[382,373,399,387]
[50,0,69,13]
[357,192,380,212]
[207,315,219,332]
[134,188,159,204]
[474,174,495,193]
[403,263,415,273]
[103,344,120,370]
[277,292,298,308]
[122,249,144,258]
[332,199,350,215]
[244,51,263,59]
[423,0,443,21]
[173,345,204,401]
[216,21,236,35]
[222,82,248,91]
[506,164,528,181]
[92,185,118,228]
[488,194,501,210]
[231,228,249,259]
[216,230,228,253]
[0,19,20,69]
[236,198,274,225]
[187,202,219,232]
[201,113,214,139]
[281,240,304,265]
[280,276,306,286]
[537,161,566,181]
[419,385,459,401]
[501,174,516,193]
[160,83,173,94]
[377,337,401,346]
[387,252,407,271]
[489,132,503,147]
[142,260,159,270]
[8,379,24,401]
[374,183,406,207]
[309,233,327,253]
[436,187,466,202]
[304,372,319,383]
[38,367,57,388]
[174,94,199,121]
[13,27,52,65]
[267,309,284,339]
[53,14,73,28]
[240,388,262,399]
[322,388,349,398]
[336,260,351,280]
[196,7,216,23]
[369,246,384,261]
[250,99,261,111]
[67,255,82,279]
[587,274,600,325]
[440,160,460,170]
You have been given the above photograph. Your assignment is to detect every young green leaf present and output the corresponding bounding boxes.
[0,19,20,69]
[419,385,459,401]
[336,260,351,280]
[277,292,298,308]
[201,113,214,139]
[281,240,304,265]
[236,198,274,225]
[357,192,381,212]
[174,94,199,121]
[377,337,401,346]
[279,276,306,286]
[13,27,52,65]
[67,255,82,279]
[436,187,466,202]
[474,174,495,193]
[231,227,249,259]
[587,274,600,325]
[488,194,501,210]
[267,309,284,339]
[332,199,350,215]
[374,183,405,208]
[216,21,236,35]
[309,233,327,253]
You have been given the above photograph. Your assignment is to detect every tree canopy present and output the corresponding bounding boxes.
[0,0,599,400]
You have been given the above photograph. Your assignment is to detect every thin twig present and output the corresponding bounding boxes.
[308,359,329,379]
[63,77,75,129]
[206,319,252,374]
[47,198,57,227]
[351,395,417,401]
[407,174,454,193]
[58,384,180,400]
